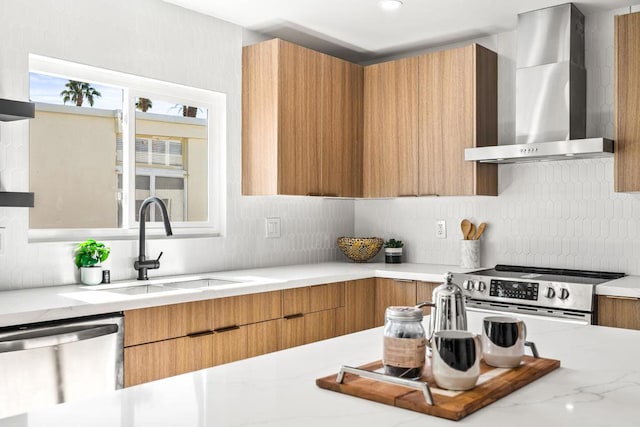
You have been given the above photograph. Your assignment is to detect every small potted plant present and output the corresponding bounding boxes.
[384,238,404,264]
[75,239,110,285]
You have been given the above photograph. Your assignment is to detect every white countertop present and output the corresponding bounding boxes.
[2,311,638,426]
[0,261,637,328]
[0,262,467,327]
[595,275,640,298]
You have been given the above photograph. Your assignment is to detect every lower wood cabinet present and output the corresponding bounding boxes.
[124,335,212,387]
[374,278,417,326]
[374,278,441,326]
[598,295,640,330]
[125,278,410,387]
[281,282,346,350]
[344,278,376,333]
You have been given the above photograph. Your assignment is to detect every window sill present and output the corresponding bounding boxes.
[28,227,221,244]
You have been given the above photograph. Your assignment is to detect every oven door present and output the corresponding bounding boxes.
[465,299,592,325]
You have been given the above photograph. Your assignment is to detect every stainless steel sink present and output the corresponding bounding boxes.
[164,278,242,289]
[105,284,175,295]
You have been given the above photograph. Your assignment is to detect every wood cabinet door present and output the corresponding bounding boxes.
[615,12,640,192]
[305,309,339,344]
[598,295,640,329]
[345,278,376,334]
[417,281,440,317]
[418,45,497,196]
[281,315,305,350]
[124,336,212,387]
[419,46,474,196]
[212,326,248,366]
[247,319,282,358]
[124,303,187,347]
[309,282,345,312]
[363,57,419,197]
[282,287,310,317]
[213,290,282,329]
[278,40,321,195]
[320,56,364,197]
[374,278,417,326]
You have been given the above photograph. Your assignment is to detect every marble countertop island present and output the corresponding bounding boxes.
[1,311,637,426]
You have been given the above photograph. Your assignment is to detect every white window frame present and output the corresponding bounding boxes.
[27,55,226,242]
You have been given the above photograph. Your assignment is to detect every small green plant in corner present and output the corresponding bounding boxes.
[384,239,404,248]
[74,239,110,268]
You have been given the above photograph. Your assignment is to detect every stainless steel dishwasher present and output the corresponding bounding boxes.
[0,312,123,419]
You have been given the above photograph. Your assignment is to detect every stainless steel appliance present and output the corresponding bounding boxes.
[0,313,123,419]
[451,265,625,324]
[465,3,613,164]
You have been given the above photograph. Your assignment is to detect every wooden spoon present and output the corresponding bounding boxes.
[460,219,471,240]
[467,223,476,240]
[474,222,487,240]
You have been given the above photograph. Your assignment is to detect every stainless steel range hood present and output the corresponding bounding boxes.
[465,3,613,164]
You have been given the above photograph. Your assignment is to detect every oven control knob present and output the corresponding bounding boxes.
[558,288,570,300]
[477,281,487,292]
[545,287,556,299]
[463,280,474,291]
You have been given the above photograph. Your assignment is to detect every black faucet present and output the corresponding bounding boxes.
[134,196,173,280]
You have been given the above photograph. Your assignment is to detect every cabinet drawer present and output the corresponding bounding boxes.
[124,303,188,347]
[213,290,282,329]
[212,325,248,366]
[309,282,345,312]
[247,319,282,358]
[124,335,212,387]
[283,282,345,316]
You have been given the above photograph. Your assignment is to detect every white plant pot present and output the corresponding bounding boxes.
[385,247,403,264]
[80,266,103,285]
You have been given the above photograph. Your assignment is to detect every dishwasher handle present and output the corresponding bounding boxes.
[0,323,119,353]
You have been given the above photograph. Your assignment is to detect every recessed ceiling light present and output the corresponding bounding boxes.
[379,0,403,11]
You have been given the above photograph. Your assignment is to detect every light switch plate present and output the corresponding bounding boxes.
[436,220,446,239]
[266,217,281,238]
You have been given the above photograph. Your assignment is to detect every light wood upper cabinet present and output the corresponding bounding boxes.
[363,57,420,198]
[363,44,497,197]
[242,38,363,197]
[614,12,640,192]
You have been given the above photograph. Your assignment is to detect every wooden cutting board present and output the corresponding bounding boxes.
[316,355,560,421]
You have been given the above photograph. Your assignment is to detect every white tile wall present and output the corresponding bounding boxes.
[356,5,640,275]
[0,0,355,289]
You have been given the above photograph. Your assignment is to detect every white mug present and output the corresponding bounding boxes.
[431,330,482,391]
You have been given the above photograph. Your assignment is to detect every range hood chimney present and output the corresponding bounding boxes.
[465,3,613,164]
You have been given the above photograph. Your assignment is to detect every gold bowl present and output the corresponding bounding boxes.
[337,237,384,262]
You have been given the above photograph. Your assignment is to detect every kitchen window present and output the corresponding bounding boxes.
[27,55,226,240]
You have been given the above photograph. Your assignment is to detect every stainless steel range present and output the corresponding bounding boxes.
[451,265,625,325]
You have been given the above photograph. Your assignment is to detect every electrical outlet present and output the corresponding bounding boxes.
[265,217,281,238]
[436,220,446,239]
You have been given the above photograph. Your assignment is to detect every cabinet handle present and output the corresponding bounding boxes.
[306,192,322,197]
[283,313,304,320]
[604,295,640,301]
[323,193,338,197]
[213,325,241,333]
[397,194,417,197]
[392,279,415,283]
[187,330,214,338]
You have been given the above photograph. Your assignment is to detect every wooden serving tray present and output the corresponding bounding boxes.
[316,355,560,421]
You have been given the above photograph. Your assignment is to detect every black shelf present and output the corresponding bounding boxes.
[0,192,34,207]
[0,98,35,121]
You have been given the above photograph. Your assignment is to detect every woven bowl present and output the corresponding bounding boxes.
[337,237,384,262]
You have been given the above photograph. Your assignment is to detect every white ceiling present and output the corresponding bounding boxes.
[163,0,636,62]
